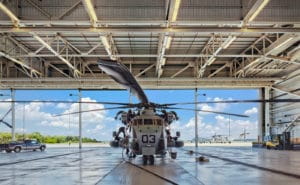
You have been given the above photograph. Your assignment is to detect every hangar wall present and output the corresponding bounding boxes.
[270,72,300,146]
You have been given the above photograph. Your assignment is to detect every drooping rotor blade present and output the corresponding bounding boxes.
[160,98,300,107]
[0,100,131,105]
[53,105,130,117]
[165,107,249,118]
[0,120,12,128]
[98,59,149,104]
[0,108,12,121]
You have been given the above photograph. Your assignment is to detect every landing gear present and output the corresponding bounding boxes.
[170,152,177,159]
[143,155,148,165]
[142,155,155,165]
[149,155,154,165]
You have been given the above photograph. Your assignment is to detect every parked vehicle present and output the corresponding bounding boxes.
[0,140,46,153]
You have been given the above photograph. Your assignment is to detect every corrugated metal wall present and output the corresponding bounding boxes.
[271,73,300,144]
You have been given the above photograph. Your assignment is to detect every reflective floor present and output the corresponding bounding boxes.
[0,146,299,185]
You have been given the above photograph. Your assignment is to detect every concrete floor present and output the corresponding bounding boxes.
[0,147,299,185]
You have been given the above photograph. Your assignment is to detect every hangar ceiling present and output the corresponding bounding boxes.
[0,0,299,89]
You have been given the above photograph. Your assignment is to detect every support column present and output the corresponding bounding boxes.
[264,87,271,141]
[258,88,264,142]
[195,88,198,147]
[228,115,231,141]
[78,89,82,149]
[11,89,15,141]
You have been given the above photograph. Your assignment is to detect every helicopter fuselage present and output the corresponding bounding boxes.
[129,111,167,156]
[110,108,183,165]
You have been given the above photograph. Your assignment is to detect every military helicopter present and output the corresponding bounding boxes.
[96,59,251,165]
[94,59,300,165]
[1,59,300,165]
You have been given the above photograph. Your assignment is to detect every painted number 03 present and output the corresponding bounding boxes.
[142,135,155,143]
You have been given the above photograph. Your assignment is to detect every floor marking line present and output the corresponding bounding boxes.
[125,161,179,185]
[94,161,124,185]
[0,149,98,166]
[182,149,300,179]
[173,161,205,185]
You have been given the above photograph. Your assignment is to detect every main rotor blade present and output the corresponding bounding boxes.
[0,120,12,128]
[166,107,249,118]
[0,100,131,105]
[161,98,300,106]
[98,59,149,104]
[53,106,130,117]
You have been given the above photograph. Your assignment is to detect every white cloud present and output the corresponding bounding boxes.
[56,103,68,109]
[244,107,258,115]
[197,97,229,115]
[0,97,118,140]
[45,97,107,127]
[174,114,257,140]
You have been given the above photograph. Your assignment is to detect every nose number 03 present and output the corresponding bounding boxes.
[142,135,155,143]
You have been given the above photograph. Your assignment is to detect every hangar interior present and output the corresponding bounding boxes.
[0,0,300,147]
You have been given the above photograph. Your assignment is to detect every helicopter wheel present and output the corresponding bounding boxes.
[129,151,136,158]
[149,155,154,165]
[142,155,148,165]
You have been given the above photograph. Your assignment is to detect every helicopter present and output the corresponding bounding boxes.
[1,59,300,165]
[94,59,299,165]
[98,59,185,165]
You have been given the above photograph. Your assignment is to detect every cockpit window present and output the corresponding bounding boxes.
[132,119,163,125]
[156,119,162,125]
[133,119,143,125]
[144,119,153,125]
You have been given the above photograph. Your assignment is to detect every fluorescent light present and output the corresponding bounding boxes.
[0,2,19,27]
[83,0,98,26]
[171,0,181,22]
[166,36,172,49]
[222,36,236,49]
[248,0,270,22]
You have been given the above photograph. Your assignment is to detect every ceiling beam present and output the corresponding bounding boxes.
[243,0,270,26]
[1,20,300,27]
[0,2,19,27]
[31,32,81,77]
[208,63,229,78]
[170,62,193,78]
[48,63,72,78]
[135,64,155,78]
[24,0,51,19]
[156,0,181,78]
[0,51,41,77]
[156,34,171,78]
[15,54,264,58]
[81,0,118,60]
[199,35,236,77]
[82,0,98,27]
[100,35,118,60]
[235,34,299,76]
[0,77,277,90]
[57,0,82,20]
[1,27,300,34]
[266,55,300,66]
[168,0,182,22]
[271,86,300,98]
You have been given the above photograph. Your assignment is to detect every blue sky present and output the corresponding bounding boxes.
[0,89,259,141]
